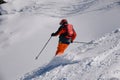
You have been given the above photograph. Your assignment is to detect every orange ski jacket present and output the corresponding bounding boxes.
[53,24,77,44]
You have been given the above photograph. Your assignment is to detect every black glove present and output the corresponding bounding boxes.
[71,40,73,43]
[51,33,55,36]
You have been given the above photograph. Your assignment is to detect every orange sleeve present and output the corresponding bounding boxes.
[54,27,66,36]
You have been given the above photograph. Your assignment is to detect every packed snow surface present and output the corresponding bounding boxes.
[1,0,120,17]
[20,29,120,80]
[0,0,120,80]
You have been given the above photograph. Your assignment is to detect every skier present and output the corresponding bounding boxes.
[51,19,77,56]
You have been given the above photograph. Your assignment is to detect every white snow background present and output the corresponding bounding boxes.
[0,0,120,80]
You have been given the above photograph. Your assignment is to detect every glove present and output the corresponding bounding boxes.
[51,33,55,36]
[71,40,73,43]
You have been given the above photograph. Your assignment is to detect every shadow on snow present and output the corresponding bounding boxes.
[22,57,80,80]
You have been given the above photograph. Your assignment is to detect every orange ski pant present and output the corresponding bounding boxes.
[56,42,69,56]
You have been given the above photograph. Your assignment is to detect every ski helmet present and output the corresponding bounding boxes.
[59,19,68,25]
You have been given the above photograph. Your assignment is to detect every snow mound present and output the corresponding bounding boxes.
[20,28,120,80]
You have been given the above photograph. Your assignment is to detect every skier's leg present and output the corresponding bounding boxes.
[55,43,69,56]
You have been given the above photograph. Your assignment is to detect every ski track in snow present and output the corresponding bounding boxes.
[0,0,120,17]
[20,29,120,80]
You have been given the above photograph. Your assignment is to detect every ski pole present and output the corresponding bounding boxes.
[73,41,97,45]
[73,41,87,44]
[35,36,52,60]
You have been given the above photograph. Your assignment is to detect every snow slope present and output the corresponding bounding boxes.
[0,0,120,80]
[1,0,120,17]
[20,29,120,80]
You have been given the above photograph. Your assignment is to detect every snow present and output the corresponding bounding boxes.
[0,0,120,80]
[20,28,120,80]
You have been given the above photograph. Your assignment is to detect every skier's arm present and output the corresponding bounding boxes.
[51,26,65,36]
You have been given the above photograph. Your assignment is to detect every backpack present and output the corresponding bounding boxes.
[65,24,74,38]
